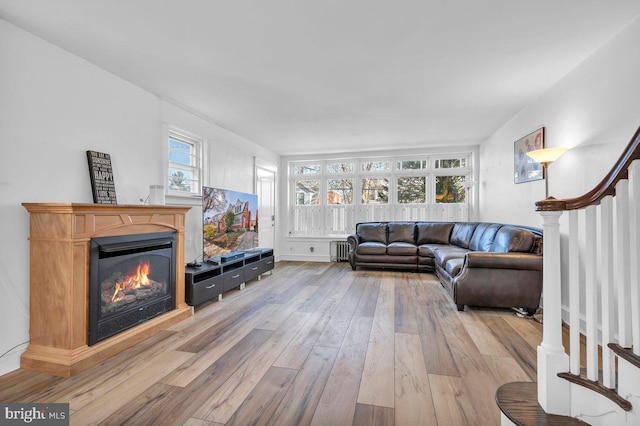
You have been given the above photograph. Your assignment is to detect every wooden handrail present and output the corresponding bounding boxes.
[536,125,640,212]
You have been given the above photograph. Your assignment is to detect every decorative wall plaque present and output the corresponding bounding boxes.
[87,150,117,204]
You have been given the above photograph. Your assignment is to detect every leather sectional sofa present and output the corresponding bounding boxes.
[347,221,543,314]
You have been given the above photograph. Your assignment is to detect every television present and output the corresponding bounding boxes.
[202,186,259,262]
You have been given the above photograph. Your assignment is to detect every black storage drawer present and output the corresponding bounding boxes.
[244,263,261,282]
[224,269,246,292]
[188,275,223,305]
[259,256,275,274]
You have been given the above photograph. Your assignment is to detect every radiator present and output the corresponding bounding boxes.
[330,240,350,262]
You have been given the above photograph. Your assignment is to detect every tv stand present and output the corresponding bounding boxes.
[185,248,274,306]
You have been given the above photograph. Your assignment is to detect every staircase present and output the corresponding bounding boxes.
[497,126,640,426]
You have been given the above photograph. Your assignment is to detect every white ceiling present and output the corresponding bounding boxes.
[1,1,639,155]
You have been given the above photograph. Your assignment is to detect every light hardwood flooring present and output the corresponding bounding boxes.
[0,261,542,425]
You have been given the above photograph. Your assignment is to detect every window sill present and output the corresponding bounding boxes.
[165,194,202,207]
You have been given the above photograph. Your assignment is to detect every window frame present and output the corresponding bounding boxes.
[167,126,204,198]
[288,151,474,236]
[431,154,472,204]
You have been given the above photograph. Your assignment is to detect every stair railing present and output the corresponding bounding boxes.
[536,125,640,421]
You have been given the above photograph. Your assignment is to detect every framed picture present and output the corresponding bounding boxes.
[87,150,117,204]
[514,127,544,184]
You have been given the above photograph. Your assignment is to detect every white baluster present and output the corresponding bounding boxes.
[538,211,570,415]
[629,161,640,356]
[585,205,598,381]
[615,179,632,347]
[569,209,581,376]
[600,196,616,388]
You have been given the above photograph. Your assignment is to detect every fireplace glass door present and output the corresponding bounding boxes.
[89,231,176,345]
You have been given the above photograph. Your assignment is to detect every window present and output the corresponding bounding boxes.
[327,162,354,174]
[433,155,470,203]
[361,161,390,172]
[435,176,466,203]
[435,157,467,169]
[361,178,389,204]
[397,176,426,203]
[327,179,353,204]
[294,164,321,175]
[288,152,473,235]
[397,160,427,170]
[295,180,320,205]
[168,128,202,196]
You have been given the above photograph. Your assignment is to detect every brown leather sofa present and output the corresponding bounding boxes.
[347,221,543,314]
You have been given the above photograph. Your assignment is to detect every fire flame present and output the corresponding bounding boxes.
[110,261,151,303]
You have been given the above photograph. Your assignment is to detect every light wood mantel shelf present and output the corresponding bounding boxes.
[21,203,193,376]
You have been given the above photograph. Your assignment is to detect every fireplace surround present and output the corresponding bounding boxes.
[21,203,193,376]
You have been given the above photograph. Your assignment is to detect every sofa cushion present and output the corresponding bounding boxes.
[357,223,387,243]
[387,242,418,256]
[433,246,469,266]
[388,222,416,243]
[490,226,535,253]
[450,223,478,249]
[416,222,454,245]
[356,242,387,255]
[418,243,450,258]
[469,223,502,252]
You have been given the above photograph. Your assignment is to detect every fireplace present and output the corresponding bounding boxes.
[89,231,177,345]
[21,203,193,376]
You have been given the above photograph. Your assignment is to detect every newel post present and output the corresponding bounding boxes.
[537,210,570,414]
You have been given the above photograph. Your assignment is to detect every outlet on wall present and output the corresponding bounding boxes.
[310,246,314,253]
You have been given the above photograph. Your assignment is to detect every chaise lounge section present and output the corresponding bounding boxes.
[347,221,543,314]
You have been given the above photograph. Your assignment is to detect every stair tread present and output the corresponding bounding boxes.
[496,382,589,425]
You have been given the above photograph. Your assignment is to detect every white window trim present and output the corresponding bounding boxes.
[164,124,206,199]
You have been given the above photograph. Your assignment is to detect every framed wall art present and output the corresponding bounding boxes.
[514,127,544,184]
[87,150,117,204]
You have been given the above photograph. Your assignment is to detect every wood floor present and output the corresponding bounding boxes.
[0,261,542,425]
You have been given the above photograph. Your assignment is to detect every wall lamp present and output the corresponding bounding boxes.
[526,147,568,199]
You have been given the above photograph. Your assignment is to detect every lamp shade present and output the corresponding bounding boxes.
[526,147,567,164]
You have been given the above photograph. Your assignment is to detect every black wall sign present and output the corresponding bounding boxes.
[87,150,117,204]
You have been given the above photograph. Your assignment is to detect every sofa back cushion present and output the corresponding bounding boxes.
[388,222,416,243]
[357,222,387,243]
[416,222,454,245]
[469,223,502,252]
[490,226,536,253]
[450,223,478,249]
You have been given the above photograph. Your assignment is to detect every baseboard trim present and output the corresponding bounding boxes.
[278,254,330,262]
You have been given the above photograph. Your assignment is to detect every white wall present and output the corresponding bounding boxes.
[479,16,640,227]
[0,19,278,376]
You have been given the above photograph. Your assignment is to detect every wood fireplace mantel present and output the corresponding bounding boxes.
[21,203,193,376]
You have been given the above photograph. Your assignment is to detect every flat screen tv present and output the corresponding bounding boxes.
[202,186,259,261]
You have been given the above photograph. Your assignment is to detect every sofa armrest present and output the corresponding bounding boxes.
[463,252,542,271]
[347,234,360,252]
[347,234,360,270]
[453,252,543,313]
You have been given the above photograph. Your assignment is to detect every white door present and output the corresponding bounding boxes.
[256,166,275,249]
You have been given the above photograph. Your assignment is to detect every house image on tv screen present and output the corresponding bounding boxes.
[203,186,259,260]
